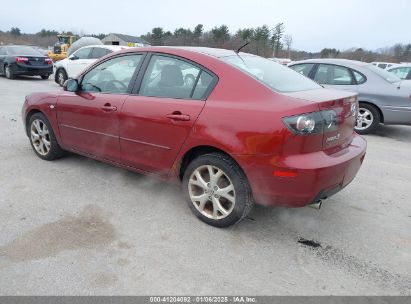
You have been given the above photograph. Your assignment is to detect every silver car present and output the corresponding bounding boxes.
[289,59,411,134]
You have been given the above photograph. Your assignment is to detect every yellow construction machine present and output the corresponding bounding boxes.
[48,34,77,61]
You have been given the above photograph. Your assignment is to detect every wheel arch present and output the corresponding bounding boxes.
[25,109,44,136]
[358,100,384,123]
[178,145,243,181]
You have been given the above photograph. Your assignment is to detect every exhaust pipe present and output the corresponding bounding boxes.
[309,200,322,210]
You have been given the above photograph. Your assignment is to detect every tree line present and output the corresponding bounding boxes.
[1,26,410,62]
[141,23,289,57]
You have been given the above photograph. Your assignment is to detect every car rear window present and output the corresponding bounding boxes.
[7,46,43,56]
[366,64,401,83]
[222,55,321,92]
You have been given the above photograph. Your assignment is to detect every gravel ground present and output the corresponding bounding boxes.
[0,75,410,295]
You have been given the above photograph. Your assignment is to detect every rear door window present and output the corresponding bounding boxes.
[389,67,411,79]
[314,64,354,85]
[352,70,366,84]
[90,47,112,59]
[139,55,203,99]
[289,63,314,77]
[74,47,92,59]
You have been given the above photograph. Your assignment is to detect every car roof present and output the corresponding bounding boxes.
[119,46,245,58]
[290,58,370,68]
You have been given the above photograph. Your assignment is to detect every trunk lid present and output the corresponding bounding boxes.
[27,56,48,66]
[284,88,358,152]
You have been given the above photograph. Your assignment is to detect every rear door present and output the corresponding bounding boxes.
[313,64,358,93]
[119,54,216,173]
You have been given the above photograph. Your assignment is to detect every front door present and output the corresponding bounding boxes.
[56,53,144,161]
[120,54,215,173]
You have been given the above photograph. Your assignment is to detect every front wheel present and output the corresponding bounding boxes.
[182,153,253,227]
[355,103,381,134]
[56,69,67,86]
[28,113,64,160]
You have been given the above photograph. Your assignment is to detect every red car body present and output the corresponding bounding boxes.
[22,47,366,208]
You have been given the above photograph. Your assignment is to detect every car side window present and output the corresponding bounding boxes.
[352,70,366,84]
[0,47,6,56]
[81,54,142,94]
[290,63,314,77]
[378,63,387,69]
[390,67,411,79]
[90,48,112,59]
[139,55,201,99]
[74,47,92,59]
[192,71,214,99]
[314,64,354,85]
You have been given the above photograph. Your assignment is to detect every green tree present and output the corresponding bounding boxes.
[211,25,230,47]
[271,22,284,57]
[151,27,165,45]
[320,48,340,58]
[10,27,21,36]
[254,25,270,55]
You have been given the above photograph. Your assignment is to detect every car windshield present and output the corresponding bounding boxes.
[366,64,401,83]
[7,46,43,56]
[221,55,321,92]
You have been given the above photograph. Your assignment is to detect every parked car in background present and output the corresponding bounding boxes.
[387,63,411,80]
[269,57,292,65]
[54,45,125,86]
[0,45,53,79]
[22,47,366,227]
[289,59,411,134]
[371,62,395,70]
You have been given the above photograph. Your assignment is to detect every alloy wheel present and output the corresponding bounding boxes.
[355,107,374,131]
[30,119,51,156]
[58,71,65,86]
[188,165,236,220]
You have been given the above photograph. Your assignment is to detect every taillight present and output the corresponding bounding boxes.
[283,110,338,135]
[16,57,28,63]
[45,58,53,65]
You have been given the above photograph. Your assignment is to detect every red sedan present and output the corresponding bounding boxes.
[22,47,366,227]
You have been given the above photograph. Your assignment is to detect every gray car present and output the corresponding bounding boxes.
[289,59,411,134]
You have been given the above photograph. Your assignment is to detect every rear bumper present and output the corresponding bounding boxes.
[235,133,367,207]
[11,63,53,76]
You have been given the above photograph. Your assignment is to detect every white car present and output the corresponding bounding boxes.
[371,62,395,70]
[54,45,126,86]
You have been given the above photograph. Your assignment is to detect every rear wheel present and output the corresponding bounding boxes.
[41,75,50,80]
[56,69,67,86]
[182,153,253,227]
[5,65,14,79]
[28,113,64,160]
[355,103,380,134]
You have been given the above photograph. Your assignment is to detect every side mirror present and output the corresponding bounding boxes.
[63,79,79,92]
[69,55,79,60]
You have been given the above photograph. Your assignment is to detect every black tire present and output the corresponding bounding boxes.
[27,112,65,161]
[41,75,50,80]
[355,103,381,135]
[5,65,14,79]
[55,69,67,87]
[182,152,253,227]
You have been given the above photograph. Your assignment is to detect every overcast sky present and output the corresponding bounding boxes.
[1,0,409,52]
